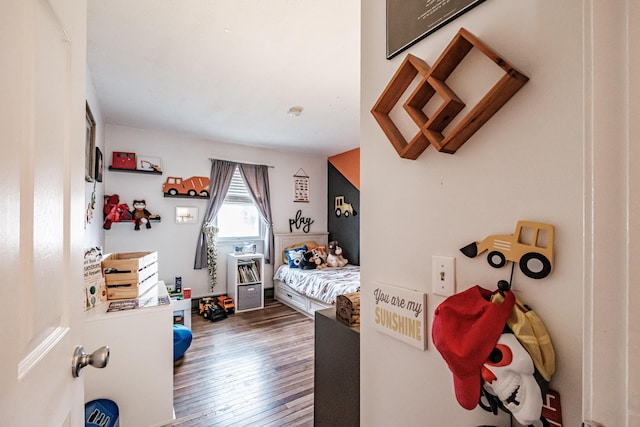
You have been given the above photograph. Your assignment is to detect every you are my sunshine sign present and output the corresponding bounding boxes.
[372,282,427,350]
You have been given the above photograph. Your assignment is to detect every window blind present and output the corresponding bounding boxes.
[224,167,252,204]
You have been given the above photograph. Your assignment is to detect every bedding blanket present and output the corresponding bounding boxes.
[273,265,360,305]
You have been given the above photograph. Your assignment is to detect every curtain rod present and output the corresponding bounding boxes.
[209,158,274,168]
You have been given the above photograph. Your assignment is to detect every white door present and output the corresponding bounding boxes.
[0,0,87,425]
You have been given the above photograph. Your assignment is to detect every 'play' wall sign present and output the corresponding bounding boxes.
[372,282,427,350]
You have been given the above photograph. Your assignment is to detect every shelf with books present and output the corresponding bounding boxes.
[237,259,261,284]
[227,253,264,313]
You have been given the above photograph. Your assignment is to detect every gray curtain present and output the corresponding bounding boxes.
[238,164,274,264]
[194,159,236,269]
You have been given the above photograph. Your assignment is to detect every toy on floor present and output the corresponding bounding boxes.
[173,324,193,361]
[199,297,227,322]
[85,399,119,427]
[217,295,235,314]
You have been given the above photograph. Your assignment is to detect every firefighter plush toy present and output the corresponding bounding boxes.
[432,283,556,427]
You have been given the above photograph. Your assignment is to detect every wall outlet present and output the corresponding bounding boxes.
[432,256,455,297]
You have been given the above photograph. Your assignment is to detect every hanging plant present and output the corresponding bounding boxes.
[203,223,219,293]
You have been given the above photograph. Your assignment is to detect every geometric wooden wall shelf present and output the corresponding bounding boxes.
[370,54,432,160]
[372,28,529,159]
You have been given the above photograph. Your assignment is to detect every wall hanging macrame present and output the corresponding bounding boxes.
[203,223,219,293]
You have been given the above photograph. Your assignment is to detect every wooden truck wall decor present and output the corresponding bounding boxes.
[334,196,358,218]
[163,176,210,198]
[460,220,555,279]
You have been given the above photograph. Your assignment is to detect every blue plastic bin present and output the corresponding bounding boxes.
[85,398,119,427]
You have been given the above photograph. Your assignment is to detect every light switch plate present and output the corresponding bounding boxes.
[432,256,455,297]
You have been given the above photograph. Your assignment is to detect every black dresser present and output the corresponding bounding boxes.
[314,307,360,426]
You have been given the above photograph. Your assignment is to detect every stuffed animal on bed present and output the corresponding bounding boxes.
[301,248,328,270]
[313,248,328,269]
[327,241,348,268]
[300,250,317,270]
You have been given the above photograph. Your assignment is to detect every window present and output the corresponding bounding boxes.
[216,167,262,239]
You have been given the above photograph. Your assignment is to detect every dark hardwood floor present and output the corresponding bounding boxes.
[172,298,315,427]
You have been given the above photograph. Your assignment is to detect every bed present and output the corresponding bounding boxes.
[273,232,360,317]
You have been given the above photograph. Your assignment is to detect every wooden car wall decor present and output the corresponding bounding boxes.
[372,28,529,159]
[163,176,210,198]
[460,220,555,280]
[334,196,358,218]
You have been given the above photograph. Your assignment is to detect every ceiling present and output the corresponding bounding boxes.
[87,1,361,157]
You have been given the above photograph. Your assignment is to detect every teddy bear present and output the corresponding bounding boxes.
[327,241,348,267]
[103,194,132,230]
[131,199,152,230]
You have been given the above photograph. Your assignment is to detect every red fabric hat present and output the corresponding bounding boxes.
[432,285,515,410]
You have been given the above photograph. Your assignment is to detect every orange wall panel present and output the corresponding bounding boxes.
[328,148,360,191]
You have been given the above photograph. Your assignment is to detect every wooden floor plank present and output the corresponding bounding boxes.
[171,298,315,426]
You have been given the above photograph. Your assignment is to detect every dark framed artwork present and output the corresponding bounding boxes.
[85,102,96,182]
[94,147,103,182]
[386,0,487,59]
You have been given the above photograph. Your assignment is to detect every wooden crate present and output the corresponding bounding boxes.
[336,291,360,327]
[102,251,157,275]
[103,251,158,300]
[104,260,158,285]
[106,272,158,300]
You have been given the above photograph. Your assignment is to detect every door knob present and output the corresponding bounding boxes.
[71,345,110,378]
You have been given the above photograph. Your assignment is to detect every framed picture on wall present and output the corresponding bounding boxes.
[386,0,487,59]
[94,147,103,182]
[85,102,96,182]
[175,206,198,224]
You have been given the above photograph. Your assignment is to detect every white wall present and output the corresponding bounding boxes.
[84,68,105,249]
[361,1,634,426]
[103,124,328,297]
[628,3,640,424]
